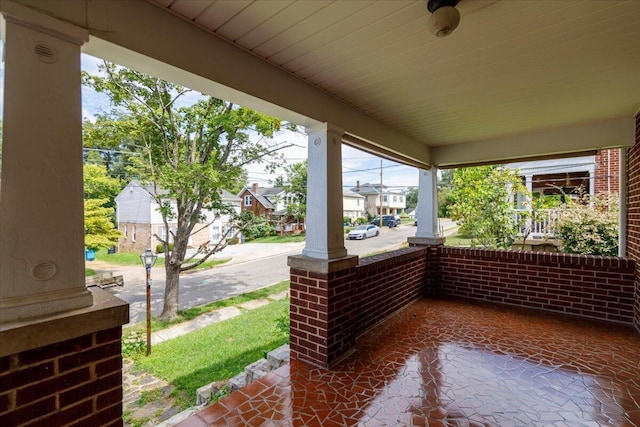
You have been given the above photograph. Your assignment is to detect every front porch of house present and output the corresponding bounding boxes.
[175,244,640,426]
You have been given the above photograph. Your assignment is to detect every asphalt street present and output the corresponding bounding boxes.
[107,224,431,324]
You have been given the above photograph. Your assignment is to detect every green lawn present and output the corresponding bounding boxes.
[133,298,289,406]
[94,248,230,270]
[443,234,473,247]
[95,248,142,265]
[250,234,305,243]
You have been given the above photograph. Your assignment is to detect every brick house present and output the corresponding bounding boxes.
[115,181,240,253]
[239,183,283,217]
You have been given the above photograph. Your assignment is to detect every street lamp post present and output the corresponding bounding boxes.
[140,248,158,356]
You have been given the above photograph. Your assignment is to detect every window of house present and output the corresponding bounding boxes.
[124,225,128,238]
[383,195,388,203]
[357,199,360,206]
[393,196,397,202]
[158,226,165,241]
[211,226,220,240]
[400,196,403,203]
[244,195,252,206]
[132,225,136,242]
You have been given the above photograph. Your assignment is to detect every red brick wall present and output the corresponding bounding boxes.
[595,148,620,195]
[439,247,635,324]
[627,113,640,332]
[290,266,358,368]
[0,328,123,426]
[355,247,428,335]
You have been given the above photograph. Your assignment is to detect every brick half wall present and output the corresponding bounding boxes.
[0,328,124,427]
[439,247,636,324]
[355,247,428,336]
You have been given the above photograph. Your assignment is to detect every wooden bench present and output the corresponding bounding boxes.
[86,272,124,289]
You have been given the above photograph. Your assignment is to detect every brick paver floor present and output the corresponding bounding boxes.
[175,297,640,426]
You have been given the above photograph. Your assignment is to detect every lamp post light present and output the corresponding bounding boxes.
[140,248,158,356]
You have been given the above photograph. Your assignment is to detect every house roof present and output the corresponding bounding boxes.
[242,185,284,210]
[343,190,364,199]
[352,183,404,196]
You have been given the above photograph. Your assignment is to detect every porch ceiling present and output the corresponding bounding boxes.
[17,0,640,167]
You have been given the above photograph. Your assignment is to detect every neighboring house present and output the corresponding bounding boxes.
[115,181,239,253]
[342,190,365,222]
[239,183,304,233]
[505,149,620,238]
[239,183,283,217]
[352,181,406,217]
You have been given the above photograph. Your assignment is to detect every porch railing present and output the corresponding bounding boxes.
[514,209,559,238]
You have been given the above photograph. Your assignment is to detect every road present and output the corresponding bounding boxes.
[108,224,421,323]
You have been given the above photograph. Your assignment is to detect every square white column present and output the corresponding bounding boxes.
[409,167,444,245]
[0,3,92,322]
[302,123,348,260]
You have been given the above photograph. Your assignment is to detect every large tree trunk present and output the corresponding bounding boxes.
[159,262,181,321]
[159,230,190,321]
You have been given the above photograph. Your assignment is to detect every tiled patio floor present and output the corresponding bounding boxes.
[176,297,640,427]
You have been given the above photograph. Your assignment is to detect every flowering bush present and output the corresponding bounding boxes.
[554,193,618,256]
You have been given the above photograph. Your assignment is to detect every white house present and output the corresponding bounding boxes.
[342,190,365,222]
[115,181,240,253]
[352,182,406,218]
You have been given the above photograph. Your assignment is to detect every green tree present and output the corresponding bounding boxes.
[83,62,291,320]
[281,160,307,227]
[83,163,124,211]
[405,187,418,210]
[450,166,528,249]
[84,198,121,251]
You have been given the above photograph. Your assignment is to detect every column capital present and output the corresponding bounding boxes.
[1,1,89,45]
[305,122,344,137]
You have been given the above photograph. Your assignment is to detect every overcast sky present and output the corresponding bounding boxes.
[80,53,419,191]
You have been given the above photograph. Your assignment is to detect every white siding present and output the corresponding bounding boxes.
[115,183,152,223]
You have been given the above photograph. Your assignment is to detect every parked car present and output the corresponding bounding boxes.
[347,224,380,240]
[371,215,400,227]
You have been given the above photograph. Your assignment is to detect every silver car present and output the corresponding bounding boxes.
[347,224,380,240]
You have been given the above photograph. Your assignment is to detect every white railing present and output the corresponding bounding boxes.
[514,209,558,238]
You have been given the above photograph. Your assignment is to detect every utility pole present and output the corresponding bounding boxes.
[379,159,383,227]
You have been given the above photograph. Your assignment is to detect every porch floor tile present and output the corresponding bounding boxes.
[176,298,640,426]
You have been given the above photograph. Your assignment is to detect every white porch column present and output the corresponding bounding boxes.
[408,167,444,246]
[0,3,93,322]
[619,148,627,257]
[302,123,348,260]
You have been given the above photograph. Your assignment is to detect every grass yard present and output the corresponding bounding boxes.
[251,234,305,243]
[443,234,473,247]
[133,298,289,407]
[94,247,230,270]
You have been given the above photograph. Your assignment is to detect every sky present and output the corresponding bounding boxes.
[80,53,420,192]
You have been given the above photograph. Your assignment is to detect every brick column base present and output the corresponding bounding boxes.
[0,289,129,426]
[408,238,444,296]
[288,255,358,368]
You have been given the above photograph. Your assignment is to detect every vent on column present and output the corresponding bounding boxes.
[33,42,58,63]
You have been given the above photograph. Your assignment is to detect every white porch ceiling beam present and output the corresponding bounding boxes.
[14,0,430,166]
[431,116,634,168]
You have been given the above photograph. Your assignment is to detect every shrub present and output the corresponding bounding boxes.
[554,193,618,256]
[155,243,174,254]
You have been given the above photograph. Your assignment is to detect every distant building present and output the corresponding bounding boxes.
[115,181,239,253]
[342,190,366,222]
[351,181,406,217]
